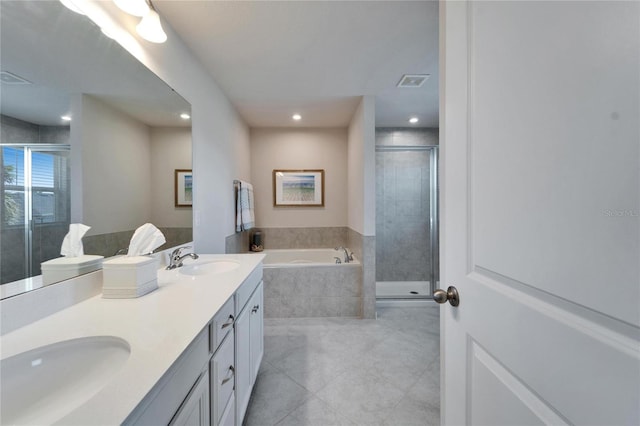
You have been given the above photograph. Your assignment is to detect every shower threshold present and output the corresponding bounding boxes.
[376,281,435,298]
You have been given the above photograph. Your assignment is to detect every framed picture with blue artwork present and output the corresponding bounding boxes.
[273,169,324,207]
[175,169,193,207]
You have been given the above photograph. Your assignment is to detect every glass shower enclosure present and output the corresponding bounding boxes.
[375,144,439,300]
[1,144,71,284]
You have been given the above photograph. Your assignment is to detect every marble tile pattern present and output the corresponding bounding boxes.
[348,229,376,319]
[375,127,439,147]
[1,228,27,284]
[375,128,439,283]
[1,114,69,144]
[264,265,362,318]
[225,230,250,253]
[259,227,349,250]
[244,305,441,426]
[83,227,192,257]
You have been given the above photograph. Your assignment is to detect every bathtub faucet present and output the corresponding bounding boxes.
[335,246,353,263]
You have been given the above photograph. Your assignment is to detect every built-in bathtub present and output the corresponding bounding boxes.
[262,249,362,318]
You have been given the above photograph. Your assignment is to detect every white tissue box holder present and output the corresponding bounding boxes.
[102,256,158,299]
[41,255,104,286]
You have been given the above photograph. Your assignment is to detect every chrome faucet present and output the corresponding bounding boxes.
[335,246,353,263]
[166,246,199,270]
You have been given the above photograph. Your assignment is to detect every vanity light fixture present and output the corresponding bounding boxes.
[114,0,149,17]
[60,0,85,15]
[409,117,419,124]
[292,114,302,121]
[136,1,167,44]
[180,113,191,120]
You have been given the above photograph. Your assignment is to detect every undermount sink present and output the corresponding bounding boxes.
[0,336,130,425]
[180,259,240,276]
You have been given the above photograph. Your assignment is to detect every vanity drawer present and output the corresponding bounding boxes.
[211,332,235,425]
[235,264,263,313]
[211,298,235,352]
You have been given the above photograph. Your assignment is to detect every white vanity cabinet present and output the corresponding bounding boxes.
[170,370,210,426]
[124,328,210,425]
[121,261,264,426]
[235,280,264,425]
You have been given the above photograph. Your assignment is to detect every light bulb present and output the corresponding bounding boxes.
[136,9,167,43]
[292,114,302,121]
[114,0,149,17]
[409,117,419,124]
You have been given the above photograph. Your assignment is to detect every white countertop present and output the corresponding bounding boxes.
[0,253,265,425]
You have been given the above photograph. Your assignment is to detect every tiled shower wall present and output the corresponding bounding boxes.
[375,128,439,284]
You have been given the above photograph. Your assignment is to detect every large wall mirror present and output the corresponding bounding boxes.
[0,1,192,298]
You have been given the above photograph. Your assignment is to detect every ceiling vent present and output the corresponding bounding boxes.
[397,74,429,88]
[0,71,32,85]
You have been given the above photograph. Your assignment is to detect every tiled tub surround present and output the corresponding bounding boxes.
[83,227,192,257]
[348,228,376,319]
[225,227,350,254]
[256,227,349,250]
[227,227,375,319]
[263,249,362,318]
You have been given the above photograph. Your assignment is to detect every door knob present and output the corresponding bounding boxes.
[433,286,460,307]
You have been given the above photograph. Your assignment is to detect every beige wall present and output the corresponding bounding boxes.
[250,128,348,227]
[74,95,151,236]
[150,127,193,228]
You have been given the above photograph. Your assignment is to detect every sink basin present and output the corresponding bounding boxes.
[0,336,130,425]
[180,260,240,276]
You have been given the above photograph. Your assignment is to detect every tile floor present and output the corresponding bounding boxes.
[244,304,440,426]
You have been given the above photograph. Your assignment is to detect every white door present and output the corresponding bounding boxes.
[439,1,640,425]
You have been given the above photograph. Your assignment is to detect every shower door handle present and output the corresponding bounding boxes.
[433,286,460,307]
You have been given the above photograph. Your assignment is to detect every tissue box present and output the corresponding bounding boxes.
[102,256,158,298]
[41,255,104,285]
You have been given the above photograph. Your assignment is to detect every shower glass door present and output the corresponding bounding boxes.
[1,144,71,284]
[375,145,438,299]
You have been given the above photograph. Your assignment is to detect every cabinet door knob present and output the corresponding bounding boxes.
[221,314,235,329]
[251,304,260,313]
[221,365,235,385]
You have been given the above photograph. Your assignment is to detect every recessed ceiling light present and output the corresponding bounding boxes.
[292,114,302,121]
[409,117,419,124]
[61,115,72,121]
[180,113,191,120]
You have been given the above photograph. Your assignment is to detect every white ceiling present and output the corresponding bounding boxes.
[155,0,439,128]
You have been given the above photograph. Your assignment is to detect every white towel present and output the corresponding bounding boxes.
[236,180,255,232]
